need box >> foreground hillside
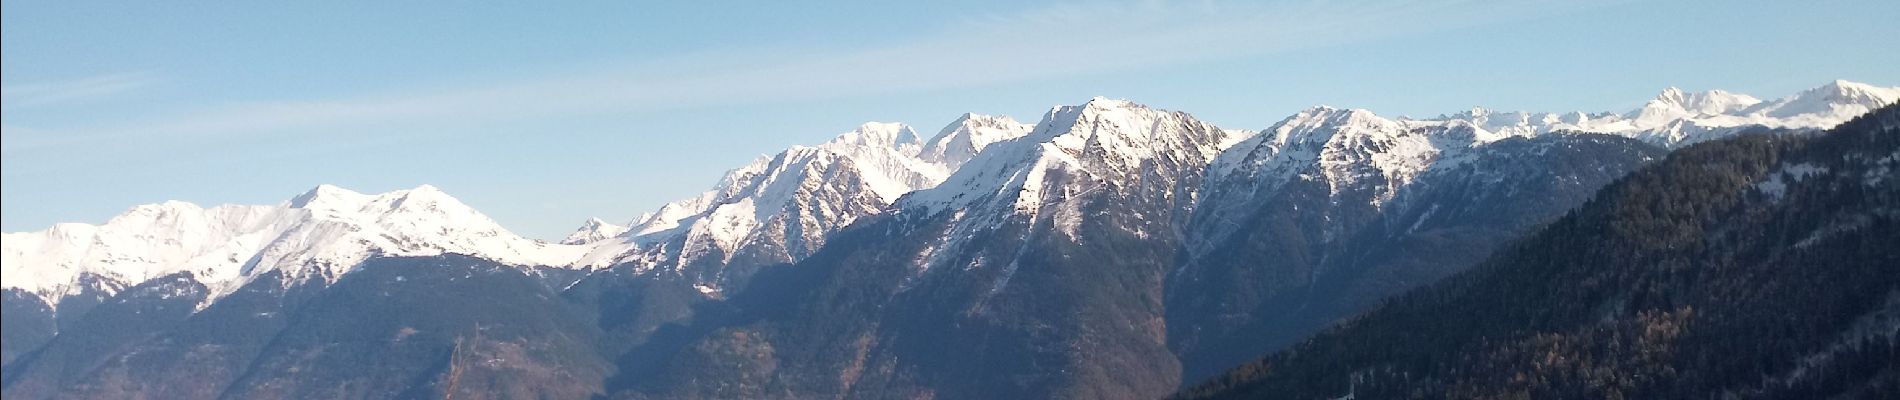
[1178,105,1900,399]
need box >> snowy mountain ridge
[1428,80,1899,146]
[1210,80,1899,205]
[5,80,1890,308]
[567,116,1032,293]
[1184,81,1894,268]
[903,97,1247,214]
[0,184,592,308]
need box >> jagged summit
[1202,105,1469,225]
[899,97,1246,247]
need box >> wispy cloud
[2,0,1613,156]
[0,72,156,108]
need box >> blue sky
[3,0,1897,240]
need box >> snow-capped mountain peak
[289,183,368,209]
[825,122,922,150]
[919,113,1033,166]
[1,184,591,308]
[1746,79,1900,122]
[1629,87,1763,126]
[1043,97,1228,166]
[1270,106,1396,142]
[1805,79,1898,105]
[903,97,1244,222]
[1205,105,1471,214]
[877,97,1252,279]
[562,218,629,245]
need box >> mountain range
[2,80,1895,399]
